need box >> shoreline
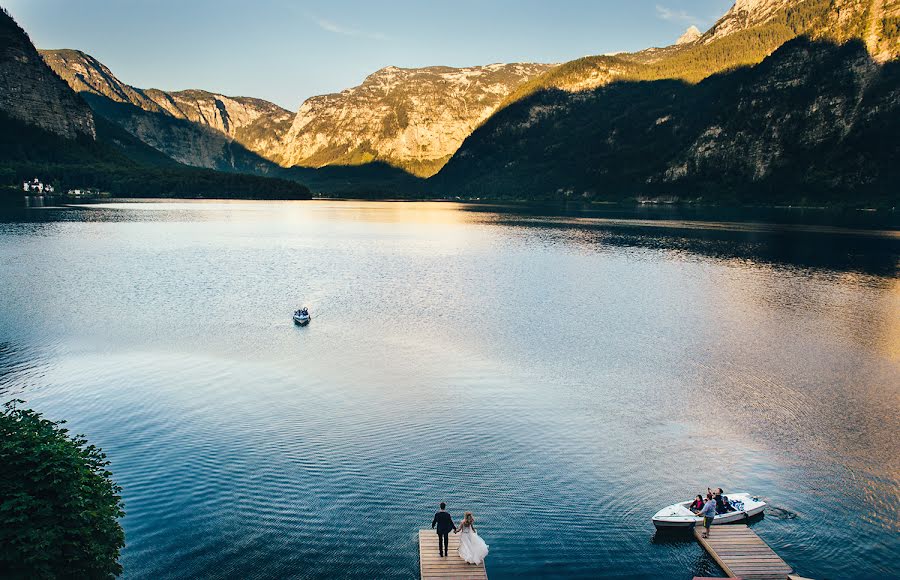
[10,196,899,232]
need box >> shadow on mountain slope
[0,110,311,201]
[83,93,281,176]
[432,38,900,207]
[282,162,428,197]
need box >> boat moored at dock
[652,493,765,528]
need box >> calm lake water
[1,200,897,579]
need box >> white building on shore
[22,178,54,194]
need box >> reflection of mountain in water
[464,205,900,277]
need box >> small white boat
[652,493,765,529]
[293,308,311,326]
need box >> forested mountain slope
[433,38,898,205]
[432,1,900,206]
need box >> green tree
[0,401,125,579]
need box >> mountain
[42,50,553,179]
[12,0,899,203]
[272,63,554,177]
[676,26,702,45]
[78,92,283,174]
[701,0,898,61]
[41,49,294,154]
[430,0,900,206]
[0,8,310,201]
[0,9,94,139]
[40,49,292,173]
[432,37,898,206]
[499,0,899,106]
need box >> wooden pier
[419,529,487,580]
[694,524,793,580]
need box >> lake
[0,200,897,579]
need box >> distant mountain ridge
[42,50,553,178]
[44,49,296,152]
[41,48,292,172]
[7,0,900,204]
[676,26,702,45]
[0,8,310,201]
[272,62,554,177]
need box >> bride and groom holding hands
[431,502,489,565]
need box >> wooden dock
[419,529,487,580]
[694,524,793,580]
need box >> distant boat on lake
[293,307,310,326]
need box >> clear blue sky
[6,0,734,110]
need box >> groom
[431,502,457,557]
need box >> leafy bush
[0,401,125,579]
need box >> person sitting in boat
[709,487,724,513]
[689,494,705,513]
[721,493,736,512]
[710,487,736,514]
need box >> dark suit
[431,510,456,555]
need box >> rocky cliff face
[139,89,293,154]
[703,0,795,41]
[80,93,277,173]
[41,49,294,159]
[0,10,94,139]
[40,48,164,113]
[273,63,554,177]
[41,49,550,178]
[676,26,702,45]
[658,38,896,190]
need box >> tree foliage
[0,401,125,579]
[884,17,900,41]
[0,111,312,200]
[499,0,874,108]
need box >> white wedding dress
[457,525,489,565]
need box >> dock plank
[694,524,793,580]
[419,529,487,580]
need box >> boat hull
[293,315,310,326]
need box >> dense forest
[499,0,880,107]
[0,112,311,201]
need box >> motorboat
[293,308,311,326]
[652,493,765,529]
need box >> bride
[455,512,489,565]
